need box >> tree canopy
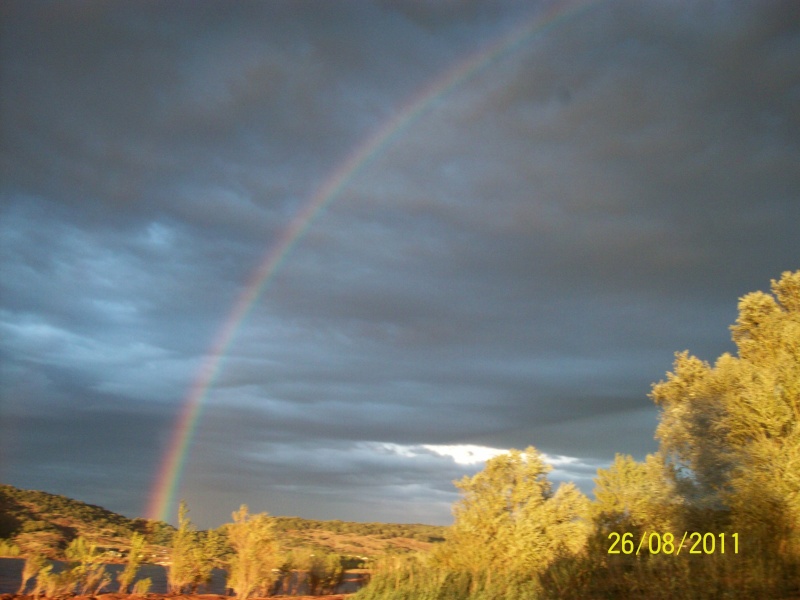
[357,270,800,600]
[651,270,800,552]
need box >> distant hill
[0,484,142,553]
[272,516,446,559]
[0,484,446,561]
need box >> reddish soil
[2,595,352,600]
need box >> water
[0,558,366,595]
[0,558,23,594]
[0,558,227,595]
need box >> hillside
[0,484,143,556]
[272,517,445,560]
[0,484,446,561]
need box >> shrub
[0,539,21,557]
[132,577,153,595]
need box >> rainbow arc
[146,0,598,524]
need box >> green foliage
[199,526,232,566]
[64,535,112,595]
[531,271,800,599]
[307,550,345,595]
[356,271,800,600]
[0,538,21,557]
[283,547,313,595]
[0,484,135,542]
[592,452,679,535]
[167,501,193,593]
[357,448,590,600]
[33,562,73,597]
[18,553,46,594]
[139,518,176,546]
[13,530,62,558]
[132,577,152,595]
[26,536,112,596]
[651,271,800,558]
[0,483,154,559]
[167,500,214,593]
[273,515,446,542]
[226,504,282,599]
[357,552,545,600]
[435,447,590,584]
[0,482,440,568]
[117,532,146,592]
[281,544,348,595]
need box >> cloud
[1,0,798,527]
[422,444,510,465]
[178,438,603,527]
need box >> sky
[1,0,799,529]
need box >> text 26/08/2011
[607,532,739,555]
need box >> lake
[0,558,366,595]
[0,558,226,595]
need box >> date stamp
[607,532,739,555]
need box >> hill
[272,516,445,560]
[0,484,143,556]
[0,484,446,562]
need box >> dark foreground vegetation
[2,270,799,599]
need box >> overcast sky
[1,0,798,529]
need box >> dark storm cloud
[0,397,173,517]
[1,1,469,228]
[1,0,798,527]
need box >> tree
[308,551,344,595]
[650,350,735,523]
[117,532,146,593]
[140,518,175,546]
[651,271,800,562]
[723,272,800,560]
[132,577,153,595]
[167,501,211,593]
[592,452,679,535]
[433,447,590,590]
[226,505,281,599]
[18,553,46,594]
[63,536,111,595]
[201,527,231,566]
[285,547,317,595]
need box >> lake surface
[0,558,365,595]
[0,558,226,595]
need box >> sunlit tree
[117,532,146,593]
[593,452,679,535]
[64,536,110,595]
[434,447,590,591]
[651,270,800,561]
[167,501,208,593]
[308,550,344,595]
[226,504,281,599]
[18,553,46,594]
[356,271,800,600]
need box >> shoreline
[1,594,353,600]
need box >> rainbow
[146,0,599,524]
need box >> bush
[132,577,152,595]
[0,539,20,557]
